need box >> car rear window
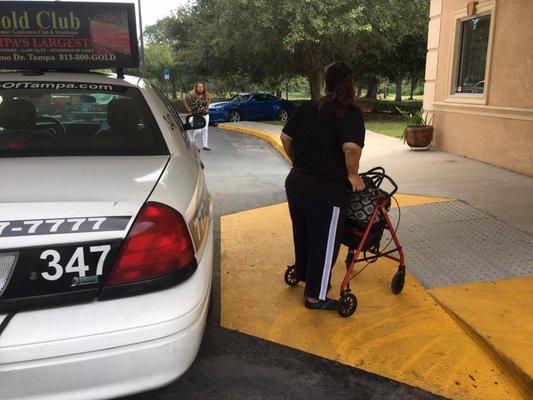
[0,81,168,157]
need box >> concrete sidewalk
[217,121,533,398]
[218,121,533,235]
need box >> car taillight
[106,202,195,285]
[0,140,25,149]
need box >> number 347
[40,245,111,281]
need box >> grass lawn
[365,120,406,139]
[261,119,406,139]
[286,92,311,100]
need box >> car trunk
[0,155,169,311]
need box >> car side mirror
[183,115,206,130]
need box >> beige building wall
[424,0,533,176]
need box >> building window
[455,14,491,94]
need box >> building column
[424,0,442,134]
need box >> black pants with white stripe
[286,188,346,300]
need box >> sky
[24,0,189,28]
[111,0,189,27]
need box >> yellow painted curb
[430,278,533,398]
[221,202,526,399]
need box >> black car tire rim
[279,109,289,121]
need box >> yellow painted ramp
[430,277,533,396]
[221,201,525,399]
[392,193,452,207]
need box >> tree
[171,0,371,99]
[144,43,175,95]
[144,17,175,45]
[403,34,427,99]
[341,0,429,100]
[366,0,429,101]
[143,0,430,101]
[271,0,370,99]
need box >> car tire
[229,110,241,122]
[278,108,289,121]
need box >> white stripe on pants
[319,206,340,300]
[192,114,209,148]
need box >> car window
[0,81,168,157]
[150,84,191,147]
[253,94,268,102]
[265,94,277,101]
[230,94,250,102]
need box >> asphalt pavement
[201,127,289,216]
[124,127,443,400]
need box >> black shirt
[282,101,365,207]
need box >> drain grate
[382,201,533,288]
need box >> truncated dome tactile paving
[385,200,533,288]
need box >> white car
[0,72,213,400]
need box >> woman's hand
[348,174,365,192]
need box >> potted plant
[397,108,435,149]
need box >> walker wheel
[391,266,405,295]
[337,292,358,318]
[284,266,299,286]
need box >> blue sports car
[209,93,295,124]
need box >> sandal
[304,297,338,310]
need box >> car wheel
[229,110,241,122]
[278,108,289,121]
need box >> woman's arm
[280,132,294,163]
[343,142,365,191]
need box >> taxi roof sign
[0,1,139,70]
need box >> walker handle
[360,167,398,197]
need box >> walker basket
[342,167,394,251]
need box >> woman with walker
[280,61,366,311]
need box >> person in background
[280,61,365,311]
[184,82,211,150]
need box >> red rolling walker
[283,167,405,318]
[337,167,405,317]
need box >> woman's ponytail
[318,61,359,118]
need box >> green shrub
[356,98,422,115]
[288,99,422,115]
[412,85,425,96]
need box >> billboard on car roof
[0,1,139,69]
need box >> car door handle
[200,161,205,170]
